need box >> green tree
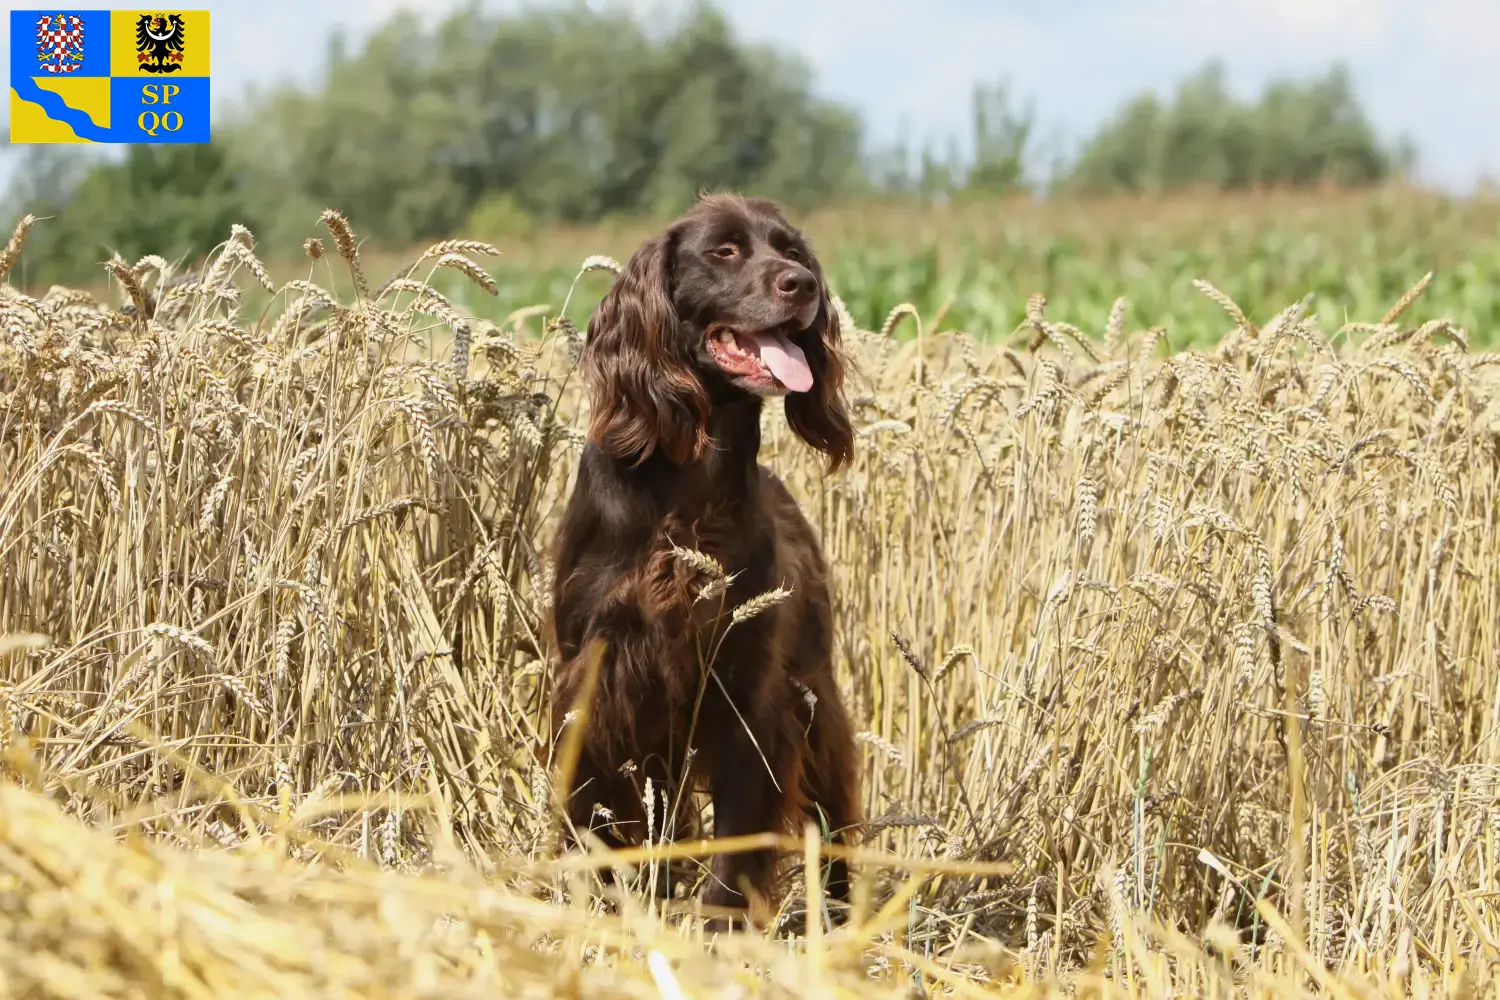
[4,142,250,287]
[1066,60,1408,193]
[1245,65,1400,186]
[4,2,865,284]
[863,80,1038,202]
[1,5,1419,290]
[966,81,1035,195]
[235,2,864,245]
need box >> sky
[3,0,1498,194]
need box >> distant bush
[1063,61,1413,194]
[463,192,535,243]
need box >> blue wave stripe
[12,74,109,141]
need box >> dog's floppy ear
[784,244,854,472]
[581,233,711,465]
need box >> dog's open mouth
[705,323,813,393]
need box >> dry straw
[1,212,1498,998]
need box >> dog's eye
[785,247,802,262]
[711,244,738,259]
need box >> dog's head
[580,193,852,469]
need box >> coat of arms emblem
[35,13,86,75]
[135,13,186,74]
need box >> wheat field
[2,210,1499,998]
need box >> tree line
[2,4,1413,286]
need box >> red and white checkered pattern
[35,14,86,75]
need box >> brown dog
[547,193,860,925]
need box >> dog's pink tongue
[749,330,813,392]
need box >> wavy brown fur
[549,194,858,925]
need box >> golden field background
[2,198,1500,997]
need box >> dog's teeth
[718,330,734,345]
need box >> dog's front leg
[700,699,796,928]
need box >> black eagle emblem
[135,14,186,74]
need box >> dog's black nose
[774,266,817,301]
